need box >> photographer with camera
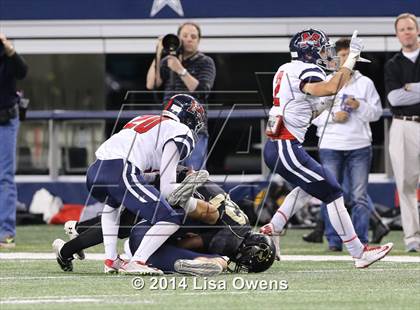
[146,22,216,170]
[0,33,28,248]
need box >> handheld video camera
[161,33,182,57]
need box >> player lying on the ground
[261,28,393,268]
[53,172,276,275]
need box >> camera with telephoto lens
[161,33,182,57]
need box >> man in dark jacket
[384,13,420,252]
[0,33,28,248]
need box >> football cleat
[354,242,393,268]
[174,259,224,276]
[167,170,209,207]
[104,256,126,274]
[118,260,164,275]
[302,230,324,243]
[52,239,73,272]
[64,220,85,260]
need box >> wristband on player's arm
[342,53,358,71]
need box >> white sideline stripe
[2,268,419,281]
[0,298,101,305]
[1,252,419,263]
[0,298,154,305]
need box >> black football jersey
[179,180,252,259]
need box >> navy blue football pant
[86,159,183,225]
[264,139,342,204]
[129,221,220,273]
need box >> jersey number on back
[124,115,166,134]
[273,71,284,106]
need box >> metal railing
[24,108,393,180]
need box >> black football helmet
[232,232,276,273]
[289,28,338,71]
[162,94,205,139]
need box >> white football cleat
[104,256,126,274]
[118,260,164,275]
[167,170,209,206]
[354,242,394,268]
[174,259,224,276]
[64,220,85,260]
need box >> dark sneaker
[370,223,390,244]
[328,246,343,252]
[302,230,323,243]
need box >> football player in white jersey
[261,29,393,268]
[86,94,208,275]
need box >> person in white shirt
[312,38,383,251]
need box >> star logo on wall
[150,0,184,17]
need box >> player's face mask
[317,43,340,72]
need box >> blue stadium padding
[17,181,399,209]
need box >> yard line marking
[1,253,419,263]
[0,276,109,280]
[284,268,420,273]
[0,298,155,305]
[1,267,419,281]
[2,294,151,300]
[1,298,102,305]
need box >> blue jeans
[0,116,19,240]
[319,146,373,248]
[182,133,208,170]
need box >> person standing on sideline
[0,33,28,248]
[385,13,420,252]
[146,22,216,170]
[312,38,383,251]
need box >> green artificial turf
[1,226,419,310]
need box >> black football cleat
[52,239,73,272]
[370,223,390,244]
[302,230,324,243]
